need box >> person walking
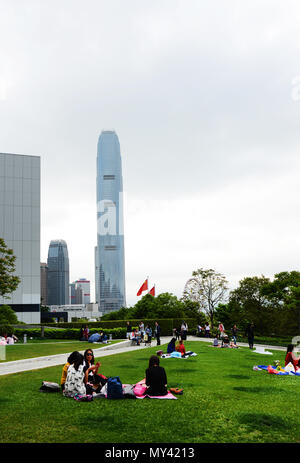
[245,323,254,349]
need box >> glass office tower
[47,239,69,305]
[96,130,126,313]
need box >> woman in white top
[63,353,94,397]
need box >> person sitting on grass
[63,353,87,397]
[83,348,107,393]
[285,344,300,370]
[212,334,219,347]
[176,339,186,357]
[221,335,230,348]
[167,337,176,354]
[61,351,81,391]
[145,355,168,396]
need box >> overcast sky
[0,0,299,306]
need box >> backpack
[106,376,123,399]
[39,381,61,392]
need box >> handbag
[144,333,148,342]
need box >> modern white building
[0,153,40,323]
[48,303,100,322]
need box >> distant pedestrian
[139,321,145,341]
[245,323,254,349]
[126,321,132,340]
[83,325,89,341]
[231,325,238,345]
[205,322,210,338]
[197,324,203,336]
[155,321,161,346]
[180,321,188,341]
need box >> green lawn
[0,340,121,362]
[0,341,299,443]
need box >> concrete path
[0,336,286,376]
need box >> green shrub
[0,324,15,336]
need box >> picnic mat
[134,380,177,399]
[253,365,300,376]
[161,351,197,359]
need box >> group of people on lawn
[61,348,169,398]
[127,320,189,347]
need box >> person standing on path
[245,323,255,349]
[180,321,188,341]
[126,321,132,340]
[231,325,238,345]
[155,321,161,346]
[205,322,210,338]
[139,321,145,342]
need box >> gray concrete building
[0,152,40,323]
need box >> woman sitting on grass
[145,355,168,396]
[61,351,81,391]
[63,353,87,397]
[83,348,107,393]
[167,337,176,354]
[285,345,300,370]
[176,340,186,357]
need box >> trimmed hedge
[14,327,127,340]
[36,318,198,336]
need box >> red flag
[149,286,155,296]
[137,279,148,296]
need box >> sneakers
[169,388,183,395]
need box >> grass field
[0,340,299,443]
[0,340,121,362]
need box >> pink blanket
[134,379,177,399]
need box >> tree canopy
[0,238,20,299]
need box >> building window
[104,245,117,250]
[103,175,115,180]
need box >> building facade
[95,130,126,313]
[69,279,90,305]
[40,262,48,306]
[0,153,40,323]
[47,239,69,305]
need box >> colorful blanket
[254,365,300,376]
[161,351,197,359]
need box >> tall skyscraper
[95,130,126,313]
[0,153,40,323]
[47,239,69,305]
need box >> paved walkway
[0,336,286,376]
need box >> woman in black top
[145,355,167,396]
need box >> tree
[0,304,18,325]
[183,268,229,328]
[261,271,300,334]
[228,276,274,335]
[0,238,20,298]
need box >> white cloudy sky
[0,0,299,306]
